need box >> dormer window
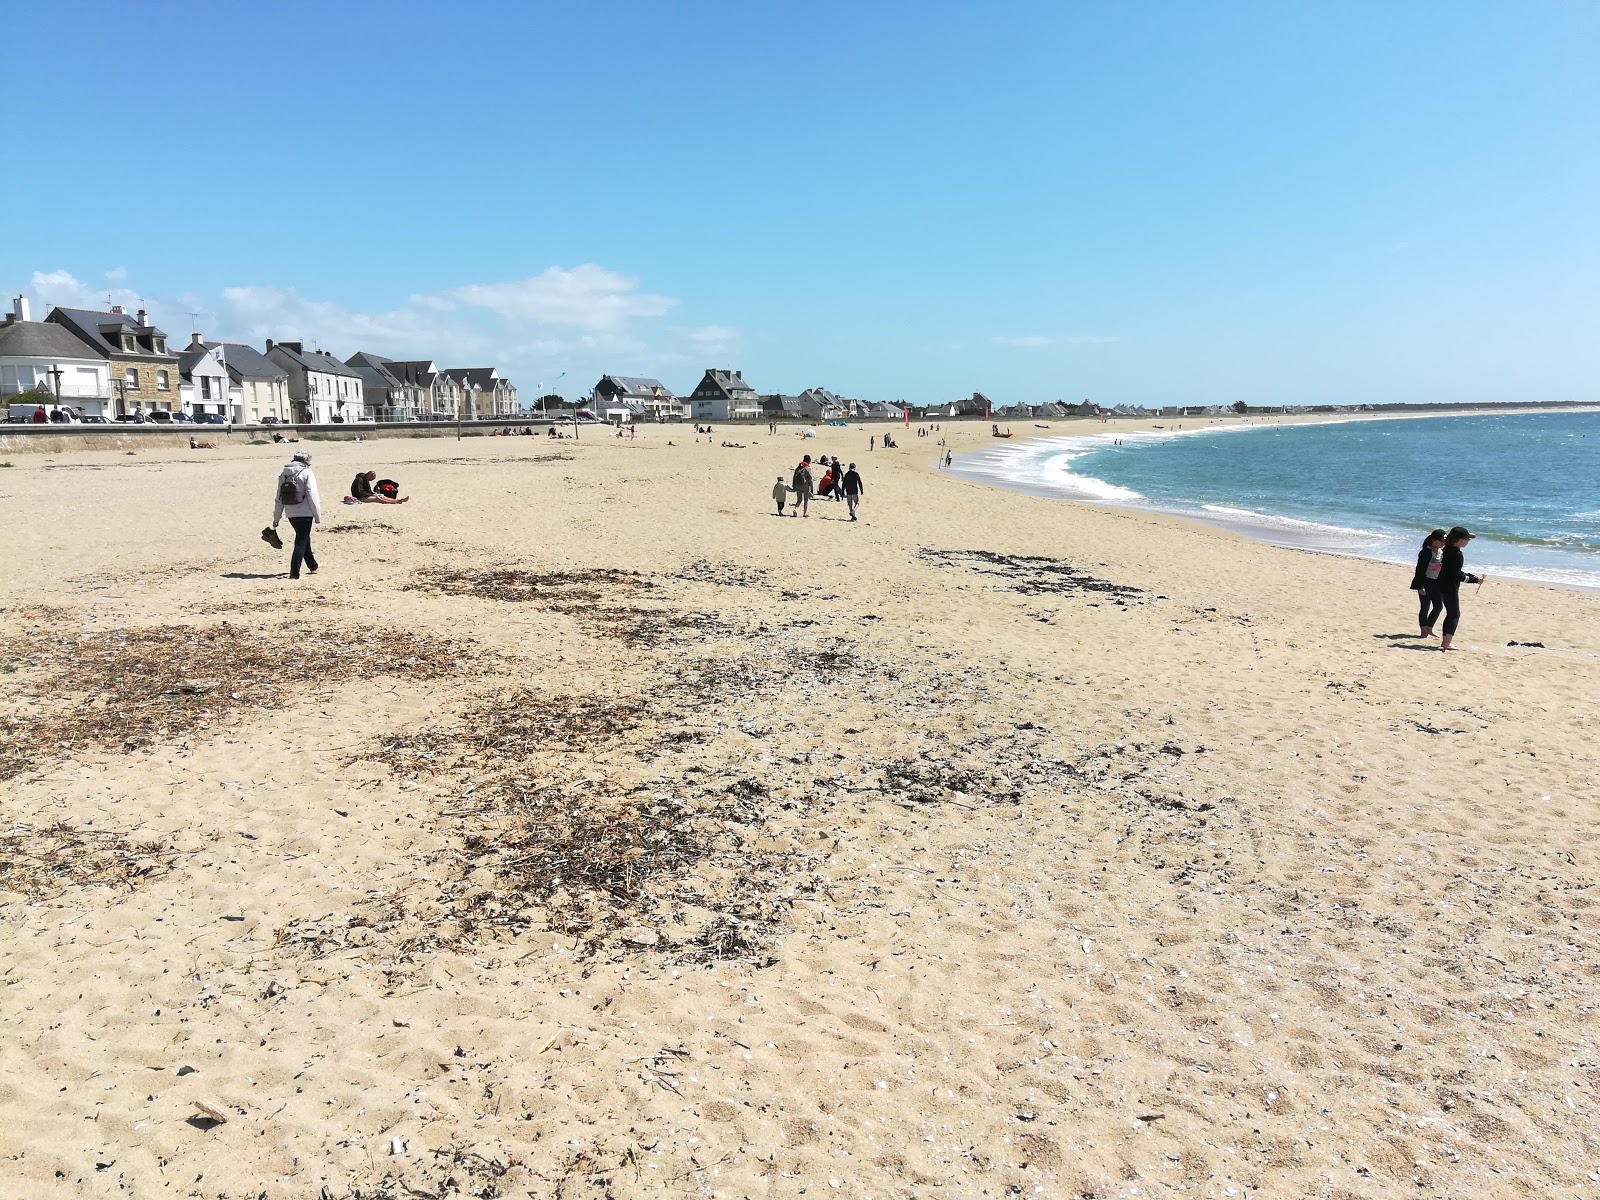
[122,335,135,352]
[154,338,165,354]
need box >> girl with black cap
[1409,529,1447,637]
[1437,526,1482,652]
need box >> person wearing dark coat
[1437,526,1482,652]
[1409,528,1447,637]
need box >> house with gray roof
[177,333,235,421]
[265,340,363,424]
[385,360,461,418]
[347,352,424,421]
[444,366,517,419]
[48,304,183,417]
[687,368,761,421]
[0,296,115,416]
[594,374,677,421]
[202,340,291,423]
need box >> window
[154,338,165,353]
[201,377,213,400]
[310,377,318,395]
[124,368,140,389]
[157,370,171,391]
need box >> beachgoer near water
[1409,528,1447,637]
[791,455,815,518]
[841,462,864,521]
[271,450,321,580]
[772,476,790,516]
[1437,526,1482,652]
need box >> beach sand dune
[2,421,1596,1198]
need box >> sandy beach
[2,416,1597,1199]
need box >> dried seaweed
[0,623,463,780]
[0,821,176,901]
[409,566,656,606]
[919,547,1147,600]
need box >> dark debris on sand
[0,821,177,902]
[919,547,1148,601]
[0,623,462,780]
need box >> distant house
[947,392,989,417]
[265,340,364,424]
[347,352,424,421]
[48,304,182,417]
[445,367,517,419]
[760,393,820,420]
[594,375,677,421]
[204,340,290,423]
[687,368,761,421]
[595,396,648,423]
[0,296,114,417]
[385,359,460,417]
[177,333,236,422]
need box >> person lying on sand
[345,470,409,505]
[189,437,217,449]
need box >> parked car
[147,411,174,423]
[422,412,453,421]
[116,412,148,423]
[260,416,284,425]
[171,412,192,423]
[192,413,226,425]
[81,414,111,424]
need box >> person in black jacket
[1437,525,1482,651]
[841,462,865,521]
[1409,528,1448,637]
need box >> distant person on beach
[189,437,217,449]
[869,435,875,452]
[944,450,953,468]
[1409,528,1447,637]
[841,462,864,521]
[272,450,321,580]
[1437,526,1483,651]
[791,455,815,518]
[772,476,790,516]
[347,470,408,505]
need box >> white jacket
[272,461,321,524]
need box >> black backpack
[278,470,306,505]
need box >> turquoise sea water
[950,410,1600,590]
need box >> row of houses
[0,297,516,423]
[591,370,905,423]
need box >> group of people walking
[777,454,864,520]
[1409,525,1483,651]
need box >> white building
[0,296,115,416]
[686,368,762,421]
[205,341,291,423]
[177,334,237,422]
[265,340,364,424]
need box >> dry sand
[1,417,1597,1199]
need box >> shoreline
[2,418,1599,1196]
[949,406,1600,593]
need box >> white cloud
[991,333,1121,348]
[685,323,738,345]
[415,264,677,331]
[27,269,141,315]
[1065,335,1120,345]
[104,266,128,283]
[992,335,1055,348]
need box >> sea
[949,409,1600,591]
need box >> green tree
[1231,400,1249,414]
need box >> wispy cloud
[1065,335,1120,345]
[685,323,738,346]
[991,334,1055,348]
[992,333,1121,348]
[413,264,677,331]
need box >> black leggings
[1439,586,1462,636]
[1417,584,1442,629]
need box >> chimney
[265,338,275,352]
[136,308,148,326]
[12,296,30,323]
[111,304,126,315]
[189,332,205,349]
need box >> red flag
[984,400,990,421]
[903,406,910,427]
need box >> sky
[3,0,1596,408]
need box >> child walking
[772,476,790,516]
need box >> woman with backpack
[271,451,322,579]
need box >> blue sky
[4,0,1595,407]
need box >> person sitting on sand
[271,432,299,443]
[189,437,217,449]
[346,470,409,505]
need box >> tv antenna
[186,311,201,333]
